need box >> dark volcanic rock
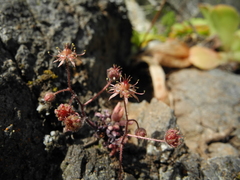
[61,145,117,180]
[1,0,240,180]
[0,0,131,179]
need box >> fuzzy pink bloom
[54,104,75,121]
[63,114,82,132]
[53,43,85,67]
[164,129,183,148]
[111,102,124,122]
[107,64,122,81]
[44,92,56,102]
[108,76,144,104]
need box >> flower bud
[54,104,74,121]
[135,128,147,137]
[107,65,121,81]
[164,128,183,148]
[111,102,124,122]
[44,92,56,102]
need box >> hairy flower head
[54,104,75,121]
[164,128,183,148]
[53,43,85,67]
[63,114,82,132]
[108,75,144,104]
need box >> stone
[168,68,240,159]
[0,0,131,179]
[1,0,240,179]
[202,156,240,179]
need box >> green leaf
[231,30,240,52]
[131,30,166,48]
[232,51,240,61]
[199,4,216,35]
[210,5,240,51]
[169,18,209,38]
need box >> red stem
[127,119,140,129]
[84,80,112,106]
[127,133,165,143]
[84,117,97,129]
[65,62,86,116]
[54,88,71,95]
[118,99,129,179]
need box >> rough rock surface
[59,95,240,180]
[62,99,189,180]
[167,68,240,179]
[168,68,240,159]
[128,95,240,180]
[1,0,240,180]
[61,145,117,180]
[0,0,131,179]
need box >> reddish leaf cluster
[95,103,127,157]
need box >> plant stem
[54,88,71,95]
[127,133,165,143]
[118,99,129,179]
[66,62,72,90]
[141,0,166,46]
[128,119,140,129]
[65,62,85,116]
[118,143,124,180]
[84,117,97,129]
[84,80,112,106]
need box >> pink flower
[54,104,75,121]
[108,75,144,104]
[164,129,183,148]
[53,43,85,67]
[63,114,82,132]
